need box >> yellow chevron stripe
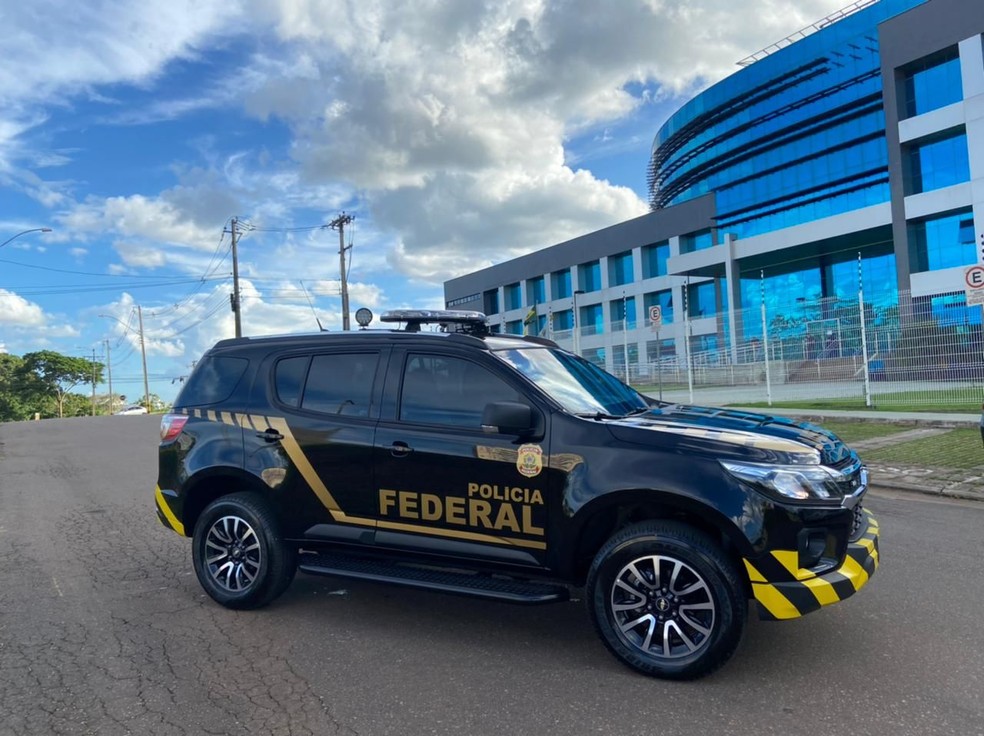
[750,583,801,619]
[840,555,869,591]
[802,576,841,606]
[743,559,768,583]
[771,550,817,581]
[155,486,185,536]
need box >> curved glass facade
[648,0,926,239]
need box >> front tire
[192,492,297,610]
[586,520,746,680]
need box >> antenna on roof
[299,280,327,332]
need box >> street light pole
[0,227,52,249]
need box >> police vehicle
[156,309,878,680]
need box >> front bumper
[743,509,879,620]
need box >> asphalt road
[0,415,981,736]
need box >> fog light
[798,529,828,570]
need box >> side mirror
[481,401,535,436]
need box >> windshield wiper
[575,412,622,420]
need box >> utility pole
[227,217,243,338]
[328,212,354,330]
[138,305,151,411]
[105,340,114,415]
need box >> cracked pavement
[1,415,982,736]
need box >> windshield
[495,347,649,416]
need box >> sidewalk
[731,406,984,503]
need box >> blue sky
[0,0,846,404]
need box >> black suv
[156,310,878,679]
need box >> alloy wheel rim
[204,515,262,592]
[609,554,716,660]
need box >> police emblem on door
[516,444,543,478]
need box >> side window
[178,355,249,406]
[400,354,522,427]
[300,353,378,417]
[275,356,309,408]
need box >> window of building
[579,303,604,335]
[399,354,521,428]
[578,260,602,292]
[551,269,572,299]
[680,229,714,255]
[581,347,606,369]
[610,297,637,330]
[302,353,379,417]
[447,293,479,308]
[553,309,573,331]
[483,289,499,316]
[526,276,546,305]
[901,47,962,119]
[504,320,523,335]
[908,208,976,273]
[608,251,634,287]
[646,339,676,364]
[642,241,670,278]
[829,252,897,309]
[643,290,673,324]
[504,283,522,311]
[687,282,716,318]
[905,129,970,194]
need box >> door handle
[257,429,285,442]
[390,441,413,458]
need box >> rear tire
[586,520,746,680]
[192,492,297,610]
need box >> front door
[373,351,552,567]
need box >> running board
[298,551,570,605]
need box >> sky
[0,0,850,404]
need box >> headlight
[721,460,848,503]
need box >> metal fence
[561,288,984,409]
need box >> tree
[0,354,34,422]
[18,351,105,419]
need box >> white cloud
[236,0,849,281]
[0,289,46,326]
[0,0,243,107]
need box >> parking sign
[965,265,984,306]
[649,305,662,328]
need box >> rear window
[300,353,378,417]
[178,355,249,406]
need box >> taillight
[160,414,189,443]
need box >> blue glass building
[445,0,984,376]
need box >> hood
[606,404,854,467]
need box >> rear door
[245,347,386,542]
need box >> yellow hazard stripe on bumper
[155,485,185,536]
[745,509,879,621]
